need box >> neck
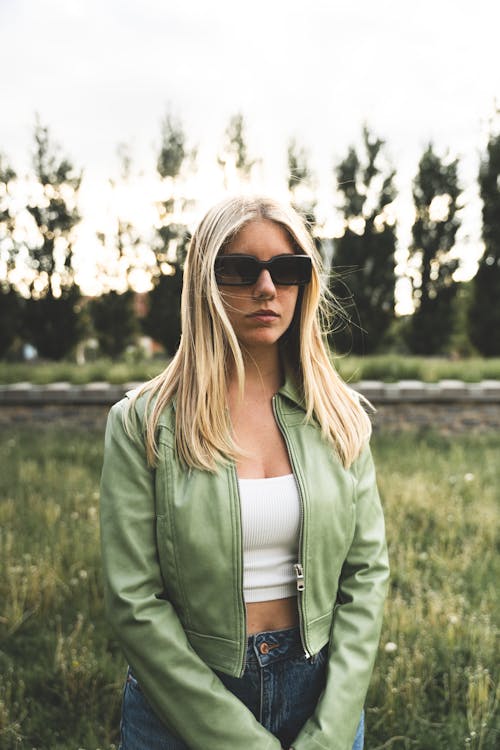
[228,345,283,398]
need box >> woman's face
[218,219,300,354]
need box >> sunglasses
[214,254,312,286]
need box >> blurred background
[0,4,499,749]
[1,0,500,367]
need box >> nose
[252,269,276,298]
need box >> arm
[100,399,281,750]
[292,444,390,750]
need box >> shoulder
[107,385,175,440]
[127,384,174,422]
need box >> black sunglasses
[214,254,312,286]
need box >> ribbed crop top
[238,474,301,603]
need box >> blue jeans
[119,626,364,749]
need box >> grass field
[0,427,498,749]
[2,354,500,385]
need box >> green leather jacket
[100,376,389,750]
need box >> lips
[249,309,279,318]
[248,309,279,319]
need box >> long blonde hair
[126,195,371,470]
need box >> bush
[89,291,139,359]
[0,287,23,358]
[22,287,85,361]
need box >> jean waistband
[246,626,303,667]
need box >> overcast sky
[1,0,500,295]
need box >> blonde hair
[126,195,371,470]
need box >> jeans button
[259,642,269,654]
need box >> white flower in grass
[464,473,474,482]
[448,614,459,625]
[384,641,397,654]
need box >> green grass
[337,354,500,383]
[1,355,500,385]
[0,358,165,386]
[0,428,498,749]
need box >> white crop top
[238,474,301,603]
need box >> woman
[100,195,389,750]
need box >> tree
[407,144,461,355]
[218,113,257,188]
[0,154,23,357]
[287,139,321,252]
[142,248,187,356]
[157,113,186,179]
[143,216,189,356]
[91,221,142,359]
[22,120,83,359]
[142,112,192,355]
[468,126,500,356]
[89,289,138,359]
[88,147,147,359]
[329,126,397,354]
[287,138,312,193]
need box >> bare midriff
[246,596,299,635]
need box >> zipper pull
[294,563,305,592]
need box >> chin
[241,334,282,349]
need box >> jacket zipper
[272,395,311,659]
[230,463,249,677]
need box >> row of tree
[1,113,500,360]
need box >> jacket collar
[277,356,306,412]
[127,352,306,420]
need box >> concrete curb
[352,379,500,403]
[1,380,500,405]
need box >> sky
[1,0,500,302]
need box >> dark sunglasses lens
[271,256,311,285]
[215,256,257,285]
[215,255,312,285]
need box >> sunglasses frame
[214,253,312,286]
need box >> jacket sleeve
[292,444,390,750]
[99,399,282,750]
